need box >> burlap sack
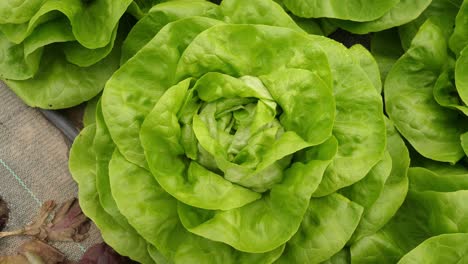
[0,82,101,261]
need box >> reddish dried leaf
[79,243,136,264]
[46,199,90,242]
[0,198,90,242]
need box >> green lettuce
[0,0,143,109]
[398,233,468,263]
[69,124,155,264]
[277,0,400,21]
[59,0,468,263]
[67,0,408,263]
[398,0,463,50]
[275,0,431,35]
[385,19,468,163]
[330,0,431,34]
[351,164,468,263]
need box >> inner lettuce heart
[140,70,335,253]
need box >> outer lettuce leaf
[220,0,303,31]
[331,0,431,34]
[398,233,468,263]
[121,0,302,64]
[320,249,350,264]
[93,101,129,227]
[109,149,285,264]
[348,44,382,93]
[4,45,120,109]
[121,0,221,64]
[127,0,165,19]
[455,46,468,106]
[311,36,385,196]
[319,19,339,36]
[61,23,119,67]
[449,0,468,55]
[0,18,73,80]
[0,15,121,78]
[68,125,154,264]
[4,41,119,109]
[385,20,467,163]
[0,0,135,109]
[398,0,462,50]
[433,68,468,115]
[279,0,400,21]
[343,119,409,243]
[83,95,100,127]
[0,0,44,24]
[1,16,130,109]
[0,0,132,49]
[275,194,363,263]
[351,165,468,263]
[461,131,468,156]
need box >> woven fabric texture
[0,82,101,261]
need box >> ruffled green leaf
[109,149,285,264]
[0,0,44,24]
[455,46,468,106]
[69,125,154,264]
[121,0,221,63]
[331,0,431,34]
[398,233,468,263]
[280,0,399,21]
[344,119,409,243]
[449,0,468,55]
[398,0,462,50]
[0,18,73,80]
[348,44,382,93]
[276,194,363,263]
[351,165,468,263]
[311,36,386,196]
[0,0,132,48]
[385,20,467,163]
[177,137,337,253]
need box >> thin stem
[0,228,25,239]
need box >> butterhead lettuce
[67,0,413,263]
[0,0,138,109]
